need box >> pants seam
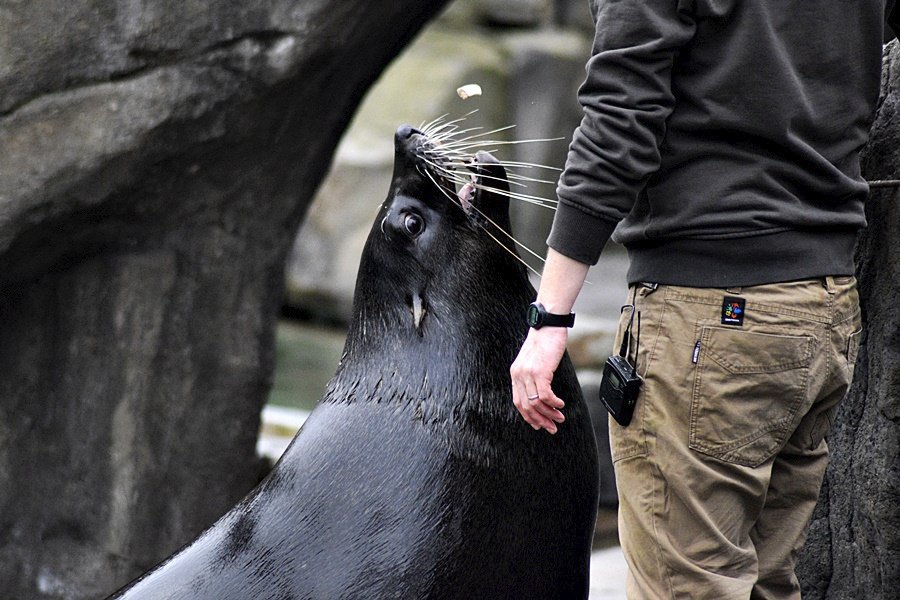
[641,292,668,380]
[643,291,677,598]
[649,446,678,600]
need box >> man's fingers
[512,379,541,430]
[520,389,560,433]
[528,384,565,423]
[509,336,568,434]
[527,408,557,433]
[532,399,565,424]
[513,379,560,432]
[536,380,565,410]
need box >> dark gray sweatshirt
[549,0,899,286]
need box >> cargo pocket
[690,326,814,468]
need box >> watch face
[527,303,542,327]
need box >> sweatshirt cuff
[546,201,619,265]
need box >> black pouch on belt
[599,305,643,427]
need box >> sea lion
[108,123,599,599]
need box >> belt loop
[637,282,658,298]
[725,286,742,295]
[824,276,836,294]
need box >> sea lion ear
[470,151,512,232]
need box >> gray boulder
[797,40,900,599]
[477,0,553,27]
[0,1,449,598]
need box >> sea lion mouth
[456,151,500,217]
[458,174,476,213]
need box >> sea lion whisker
[477,187,558,209]
[423,168,468,208]
[422,110,480,137]
[422,143,471,163]
[419,141,561,206]
[426,125,462,140]
[454,147,502,156]
[466,203,548,266]
[437,140,507,151]
[426,151,563,176]
[441,169,531,191]
[422,164,545,278]
[422,148,469,161]
[448,176,558,209]
[419,112,450,134]
[502,172,558,186]
[470,215,543,278]
[436,124,517,145]
[420,110,478,135]
[483,160,563,172]
[423,159,468,181]
[439,137,565,151]
[456,173,531,190]
[417,163,450,191]
[420,159,472,182]
[429,160,558,200]
[428,125,485,142]
[464,173,559,198]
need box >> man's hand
[510,248,590,433]
[510,326,569,434]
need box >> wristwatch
[526,302,575,329]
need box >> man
[510,1,899,598]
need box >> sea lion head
[348,124,530,344]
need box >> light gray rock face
[441,0,591,29]
[0,1,448,598]
[553,0,594,29]
[477,0,553,27]
[797,40,900,599]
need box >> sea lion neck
[320,121,535,417]
[341,245,533,357]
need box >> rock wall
[798,40,900,599]
[0,1,449,598]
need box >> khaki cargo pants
[610,277,861,600]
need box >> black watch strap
[527,302,575,329]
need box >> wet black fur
[109,127,599,600]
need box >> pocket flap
[702,327,814,374]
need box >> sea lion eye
[403,212,425,237]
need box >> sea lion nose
[395,125,422,141]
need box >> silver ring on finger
[527,394,539,401]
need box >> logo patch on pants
[721,297,745,326]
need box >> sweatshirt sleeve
[548,0,699,264]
